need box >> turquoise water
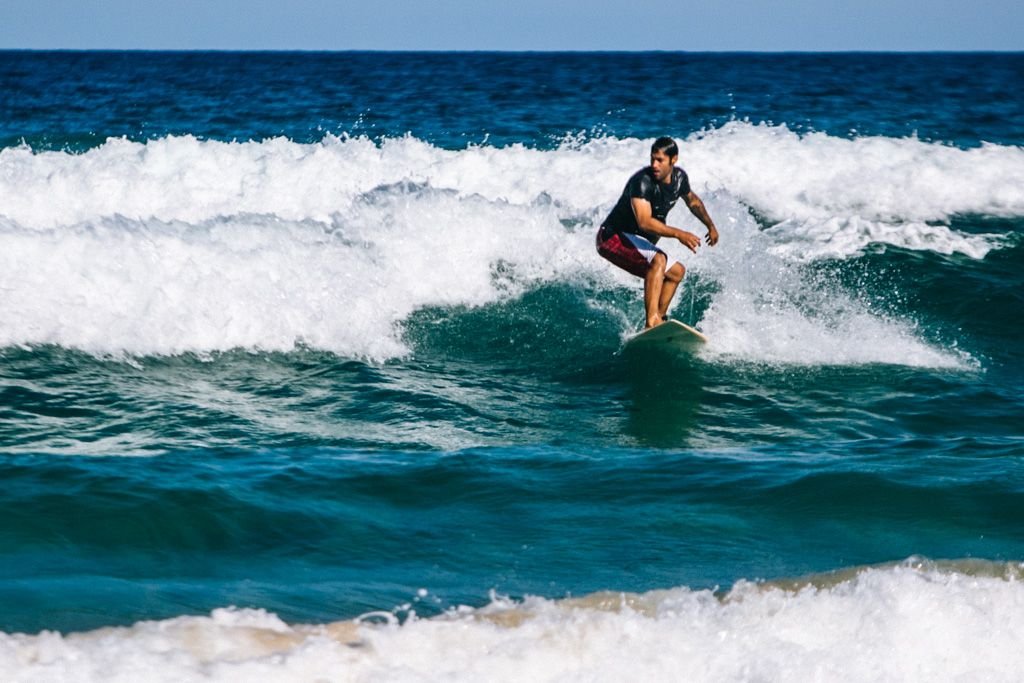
[1,51,1023,680]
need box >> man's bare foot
[644,315,663,329]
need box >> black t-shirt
[602,167,691,244]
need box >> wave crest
[0,126,1012,362]
[4,560,1023,682]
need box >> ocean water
[1,51,1023,681]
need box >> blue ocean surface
[1,51,1024,681]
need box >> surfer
[596,137,719,329]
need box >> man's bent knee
[665,263,685,283]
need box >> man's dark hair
[651,136,678,158]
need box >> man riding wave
[596,137,719,328]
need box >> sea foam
[3,561,1023,683]
[2,125,1021,233]
[0,126,1016,362]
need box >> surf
[3,560,1023,683]
[0,126,1016,364]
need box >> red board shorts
[596,226,666,278]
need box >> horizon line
[2,48,1023,55]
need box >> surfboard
[624,319,708,352]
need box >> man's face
[650,150,677,183]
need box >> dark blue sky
[2,0,1022,51]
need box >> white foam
[3,126,1020,238]
[0,199,592,360]
[683,121,1024,223]
[678,122,1022,262]
[0,128,1014,361]
[764,215,999,262]
[658,191,967,367]
[3,562,1024,682]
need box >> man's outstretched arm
[684,191,719,246]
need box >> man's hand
[676,230,701,253]
[706,225,719,246]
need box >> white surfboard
[624,319,708,352]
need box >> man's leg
[657,263,686,321]
[644,253,668,328]
[597,229,674,328]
